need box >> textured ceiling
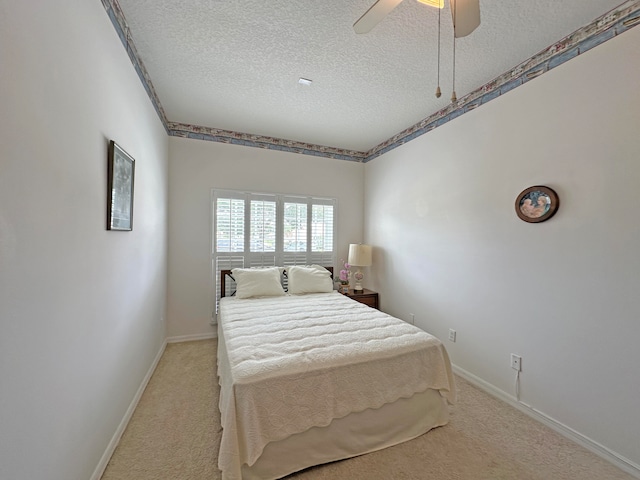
[116,0,627,152]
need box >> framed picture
[515,186,559,223]
[107,140,135,231]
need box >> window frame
[211,189,337,317]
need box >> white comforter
[217,292,456,480]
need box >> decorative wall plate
[515,186,559,223]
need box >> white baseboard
[90,339,168,480]
[452,364,640,479]
[166,332,217,343]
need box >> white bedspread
[217,292,456,480]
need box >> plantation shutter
[310,199,334,267]
[215,197,244,253]
[248,195,277,268]
[213,191,247,306]
[282,197,308,267]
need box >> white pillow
[231,267,285,299]
[287,265,333,294]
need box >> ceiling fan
[353,0,480,38]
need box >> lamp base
[353,270,364,292]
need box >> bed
[216,265,456,480]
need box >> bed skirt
[241,388,450,480]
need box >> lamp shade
[348,244,372,267]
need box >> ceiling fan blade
[450,0,480,37]
[353,0,404,34]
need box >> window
[212,190,336,314]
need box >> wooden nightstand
[344,288,379,310]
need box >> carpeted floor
[101,339,634,480]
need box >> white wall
[0,1,168,479]
[365,26,640,471]
[168,137,364,338]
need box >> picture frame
[107,140,135,231]
[515,186,559,223]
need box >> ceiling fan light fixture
[417,0,444,9]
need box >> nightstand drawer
[344,289,379,310]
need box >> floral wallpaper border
[101,0,640,163]
[167,122,367,162]
[101,0,170,133]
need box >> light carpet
[101,339,633,480]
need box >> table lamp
[348,244,372,292]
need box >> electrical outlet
[448,329,456,342]
[511,354,522,371]
[409,313,415,325]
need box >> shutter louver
[312,204,333,253]
[214,255,244,314]
[250,200,276,252]
[283,202,307,252]
[216,198,244,252]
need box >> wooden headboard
[220,266,334,298]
